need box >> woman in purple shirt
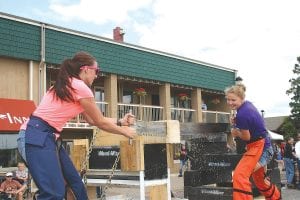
[225,83,280,200]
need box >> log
[184,169,232,187]
[184,186,233,200]
[190,153,242,171]
[94,120,180,146]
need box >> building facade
[0,12,236,169]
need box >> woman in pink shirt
[17,51,135,200]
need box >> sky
[0,0,299,117]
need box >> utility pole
[261,110,265,118]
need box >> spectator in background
[280,142,286,170]
[295,133,300,189]
[283,137,296,188]
[178,144,188,177]
[0,172,26,200]
[273,142,282,160]
[280,142,285,158]
[201,100,207,111]
[15,162,28,185]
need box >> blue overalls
[23,116,88,200]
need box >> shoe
[287,183,294,189]
[178,174,182,177]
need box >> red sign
[0,98,36,131]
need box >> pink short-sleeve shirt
[20,78,94,132]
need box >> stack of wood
[182,123,281,200]
[181,123,241,200]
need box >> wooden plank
[94,129,127,146]
[149,184,168,200]
[120,137,144,171]
[73,139,89,146]
[94,120,181,146]
[166,120,180,143]
[166,144,174,169]
[180,123,230,135]
[135,121,166,136]
[94,130,170,145]
[86,186,97,199]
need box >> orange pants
[233,139,281,200]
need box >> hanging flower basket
[177,93,189,102]
[133,88,147,97]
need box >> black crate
[184,186,233,200]
[89,144,168,180]
[189,134,228,156]
[184,169,232,187]
[89,146,121,169]
[144,144,168,180]
[190,153,242,171]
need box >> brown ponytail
[50,51,96,102]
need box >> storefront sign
[0,98,36,131]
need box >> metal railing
[64,102,230,127]
[117,103,164,121]
[170,107,196,123]
[64,101,109,128]
[202,110,230,123]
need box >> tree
[286,56,300,130]
[279,117,297,139]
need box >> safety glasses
[80,65,100,75]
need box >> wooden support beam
[166,144,174,169]
[120,137,144,171]
[166,120,180,143]
[71,139,88,171]
[94,120,180,146]
[149,184,168,200]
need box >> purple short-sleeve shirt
[236,101,271,148]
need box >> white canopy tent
[268,130,284,141]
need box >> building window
[122,90,132,104]
[94,86,105,102]
[0,133,20,168]
[0,149,19,168]
[94,87,106,115]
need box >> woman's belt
[247,135,266,144]
[30,115,60,134]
